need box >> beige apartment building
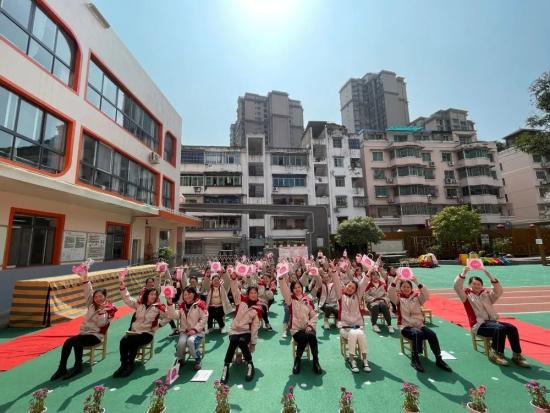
[361,111,509,231]
[498,129,550,222]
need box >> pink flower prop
[175,267,184,281]
[277,263,290,278]
[72,262,88,276]
[361,254,375,268]
[398,267,414,280]
[162,286,176,299]
[308,266,319,276]
[468,258,484,270]
[118,267,129,281]
[255,260,263,269]
[236,262,248,277]
[211,261,222,272]
[156,262,168,273]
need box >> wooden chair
[83,334,108,369]
[136,339,154,363]
[471,331,492,357]
[339,335,360,358]
[400,334,428,358]
[186,336,206,361]
[292,339,311,361]
[421,307,433,324]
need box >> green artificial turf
[1,291,549,412]
[509,313,550,329]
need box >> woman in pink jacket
[114,279,167,378]
[279,274,322,375]
[454,266,530,367]
[389,275,452,373]
[220,273,262,384]
[166,286,208,371]
[50,272,116,380]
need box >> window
[424,169,435,179]
[79,134,157,205]
[462,185,500,197]
[162,179,173,208]
[87,59,159,150]
[536,170,546,180]
[181,150,204,164]
[249,183,264,197]
[395,166,425,177]
[0,0,76,86]
[185,240,202,255]
[348,138,361,149]
[105,223,129,260]
[332,137,342,148]
[180,174,203,187]
[8,212,60,267]
[459,148,490,160]
[271,154,307,166]
[393,147,421,158]
[272,175,306,187]
[273,217,306,230]
[471,204,502,215]
[533,154,542,163]
[204,174,241,187]
[197,216,241,231]
[248,163,263,176]
[372,151,383,161]
[446,188,458,198]
[163,133,175,164]
[335,176,345,187]
[421,152,431,162]
[393,135,408,142]
[373,169,386,179]
[397,185,436,196]
[441,152,452,162]
[401,204,438,216]
[444,170,455,180]
[459,135,473,144]
[0,85,67,173]
[205,152,241,165]
[375,186,388,198]
[353,196,367,207]
[335,196,348,207]
[333,157,344,167]
[350,158,361,168]
[539,187,549,198]
[204,195,241,204]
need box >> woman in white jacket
[220,273,262,384]
[114,279,167,378]
[454,266,530,367]
[166,286,208,371]
[50,272,116,380]
[388,275,452,373]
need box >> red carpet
[0,306,132,371]
[427,294,550,365]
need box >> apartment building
[0,0,199,277]
[340,70,410,133]
[230,91,304,148]
[498,129,550,222]
[180,135,313,256]
[361,117,508,231]
[302,121,367,232]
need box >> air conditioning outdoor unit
[272,187,278,192]
[149,152,161,164]
[386,178,393,184]
[388,198,395,204]
[429,161,435,167]
[445,178,454,184]
[448,161,454,166]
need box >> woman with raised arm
[166,286,208,371]
[333,264,372,373]
[220,272,262,384]
[50,271,116,380]
[365,270,395,334]
[388,275,452,373]
[202,269,233,334]
[114,279,167,378]
[454,266,530,367]
[279,270,322,375]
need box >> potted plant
[339,387,354,413]
[83,385,106,413]
[214,380,230,413]
[402,383,420,413]
[148,380,168,413]
[526,380,550,412]
[29,388,49,413]
[281,386,298,413]
[157,247,175,265]
[466,385,487,413]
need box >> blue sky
[94,0,550,145]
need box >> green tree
[335,216,384,253]
[515,71,550,158]
[431,206,481,252]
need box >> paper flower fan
[72,262,88,276]
[255,260,263,269]
[236,262,248,277]
[361,255,375,268]
[277,263,290,277]
[156,262,168,273]
[119,267,129,281]
[308,266,319,276]
[467,258,484,270]
[398,267,414,280]
[162,285,177,299]
[210,261,222,273]
[175,267,184,281]
[266,252,273,259]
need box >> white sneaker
[349,359,359,373]
[323,319,330,330]
[282,329,288,339]
[372,324,381,333]
[363,360,372,372]
[388,326,395,334]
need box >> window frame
[104,221,130,261]
[162,177,175,209]
[163,132,177,166]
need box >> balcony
[466,194,500,204]
[390,157,425,167]
[394,176,426,185]
[463,176,498,186]
[456,157,494,167]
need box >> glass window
[42,114,65,152]
[348,138,361,149]
[0,129,13,157]
[334,157,344,167]
[335,176,345,187]
[375,186,388,198]
[373,169,386,179]
[162,179,173,208]
[16,100,43,141]
[163,133,175,163]
[0,1,75,86]
[105,223,128,260]
[14,137,40,166]
[95,142,112,172]
[536,170,546,180]
[0,86,18,129]
[8,212,57,267]
[372,151,383,161]
[335,196,347,207]
[421,152,431,162]
[350,158,361,168]
[333,137,342,148]
[441,152,452,162]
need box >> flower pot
[466,403,487,413]
[531,401,550,413]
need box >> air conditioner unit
[429,161,435,167]
[317,177,323,182]
[448,161,454,166]
[272,187,278,192]
[386,177,393,184]
[149,152,161,164]
[445,178,454,184]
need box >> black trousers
[401,326,441,357]
[261,303,270,324]
[368,301,392,325]
[477,320,522,354]
[293,330,319,360]
[208,306,225,329]
[59,334,100,368]
[119,333,153,366]
[224,333,252,364]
